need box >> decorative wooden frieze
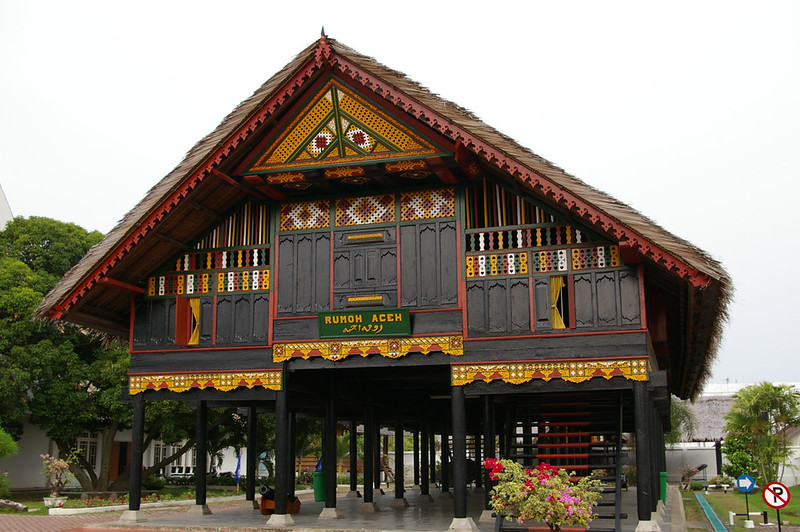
[450,358,649,386]
[465,252,529,278]
[273,335,463,362]
[280,200,331,231]
[399,188,455,221]
[335,194,395,226]
[129,370,282,395]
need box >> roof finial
[321,27,327,38]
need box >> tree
[721,433,759,480]
[0,216,200,493]
[665,395,697,445]
[723,382,800,483]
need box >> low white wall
[665,444,720,483]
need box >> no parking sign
[763,482,791,509]
[763,482,791,532]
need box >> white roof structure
[0,184,12,228]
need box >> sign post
[762,481,791,532]
[737,474,756,528]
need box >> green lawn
[701,487,800,526]
[682,493,709,531]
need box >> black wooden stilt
[634,381,652,522]
[324,388,337,509]
[420,419,430,496]
[274,386,289,516]
[246,406,257,505]
[288,411,296,499]
[374,429,382,490]
[441,421,450,494]
[452,386,467,518]
[129,393,145,512]
[412,429,420,487]
[393,417,406,505]
[349,419,358,494]
[429,430,436,488]
[483,394,495,510]
[363,398,374,503]
[195,401,208,508]
[474,430,482,489]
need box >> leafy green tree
[721,433,759,480]
[665,395,697,445]
[723,382,800,483]
[0,216,199,493]
[0,216,102,281]
[0,426,18,497]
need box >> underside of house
[36,34,730,530]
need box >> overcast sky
[1,1,798,388]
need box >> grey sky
[2,1,798,386]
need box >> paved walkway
[0,485,692,532]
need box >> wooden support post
[474,430,482,489]
[452,387,467,516]
[130,394,144,510]
[320,385,342,519]
[413,429,420,487]
[324,393,336,508]
[450,386,477,530]
[420,419,430,497]
[363,403,374,502]
[123,393,145,519]
[348,419,359,496]
[288,411,296,499]
[441,419,450,495]
[391,417,408,507]
[269,386,291,522]
[483,394,495,512]
[429,430,436,489]
[359,397,378,513]
[191,401,211,515]
[634,382,653,523]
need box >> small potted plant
[40,453,73,507]
[485,458,602,532]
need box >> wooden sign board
[318,308,411,338]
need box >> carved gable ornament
[246,79,441,173]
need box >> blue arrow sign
[737,474,756,493]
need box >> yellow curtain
[189,298,200,345]
[550,276,566,330]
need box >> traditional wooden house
[36,34,730,531]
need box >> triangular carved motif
[247,79,440,173]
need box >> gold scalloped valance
[273,335,463,363]
[451,358,649,386]
[129,370,282,395]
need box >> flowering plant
[40,453,74,497]
[485,458,602,531]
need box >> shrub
[709,475,734,486]
[689,481,705,491]
[142,475,166,490]
[0,428,18,498]
[485,458,602,529]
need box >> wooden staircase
[503,392,627,532]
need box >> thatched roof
[685,396,736,442]
[34,35,731,399]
